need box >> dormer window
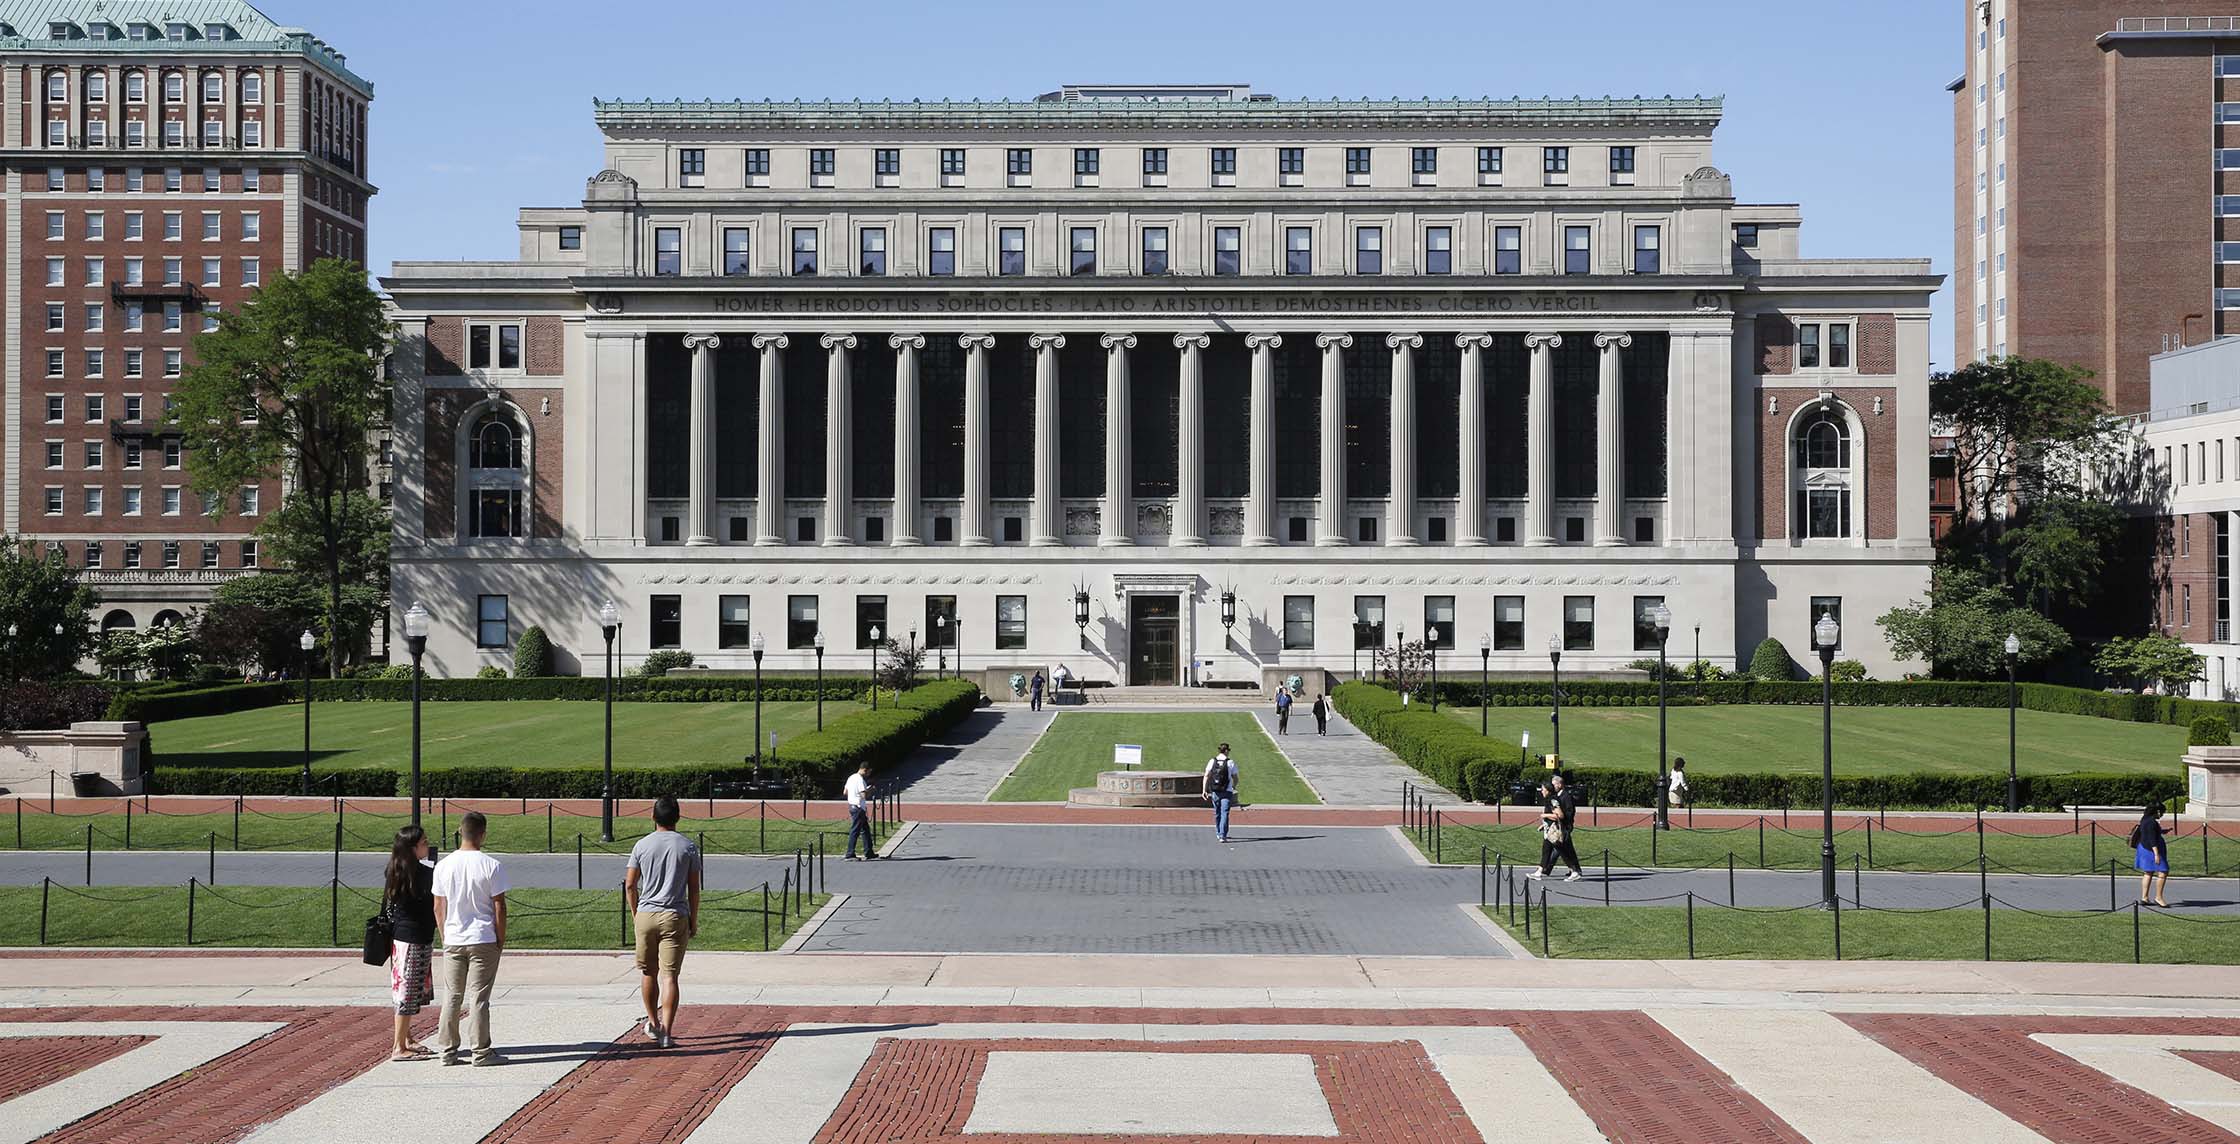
[127,23,153,41]
[165,22,189,41]
[48,21,74,39]
[204,23,230,41]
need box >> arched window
[84,71,105,102]
[471,414,522,470]
[101,609,136,631]
[161,70,183,102]
[462,405,529,539]
[45,70,66,102]
[1792,405,1855,541]
[239,71,260,104]
[201,71,221,103]
[124,70,145,102]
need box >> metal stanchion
[1685,891,1695,959]
[187,878,197,945]
[576,834,584,890]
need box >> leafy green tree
[1935,356,2122,544]
[94,630,146,680]
[140,616,198,681]
[170,258,391,675]
[1877,566,2071,679]
[0,538,96,679]
[196,572,378,675]
[1748,638,1797,681]
[259,487,391,598]
[513,625,553,678]
[2092,633,2206,695]
[2001,495,2123,612]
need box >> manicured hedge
[0,681,116,731]
[148,766,401,797]
[1333,682,1516,802]
[307,675,874,704]
[1426,676,2240,730]
[106,682,289,724]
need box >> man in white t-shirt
[431,811,509,1066]
[843,763,878,860]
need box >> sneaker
[437,1054,461,1067]
[1525,870,1545,880]
[644,1018,662,1041]
[657,1031,675,1049]
[470,1053,506,1068]
[1564,872,1583,883]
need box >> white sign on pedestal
[1114,744,1143,769]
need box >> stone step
[1079,686,1265,707]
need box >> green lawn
[5,884,827,951]
[152,699,861,772]
[1444,704,2185,778]
[1415,818,2229,876]
[990,712,1319,804]
[6,804,893,856]
[1485,902,2240,964]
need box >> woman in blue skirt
[2131,802,2170,908]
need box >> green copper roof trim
[591,95,1723,130]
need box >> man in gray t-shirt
[625,796,701,1048]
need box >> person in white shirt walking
[1202,744,1239,843]
[843,763,878,860]
[431,811,509,1067]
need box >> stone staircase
[1076,685,1266,708]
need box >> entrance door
[1129,595,1181,685]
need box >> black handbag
[362,896,394,967]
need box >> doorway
[1128,595,1181,685]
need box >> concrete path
[1248,706,1457,804]
[880,706,1054,802]
[0,850,795,892]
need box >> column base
[1098,536,1136,547]
[1315,536,1351,548]
[1456,536,1488,547]
[1244,535,1278,547]
[1593,536,1628,548]
[1525,536,1558,547]
[685,535,716,547]
[1030,536,1064,547]
[1386,537,1421,547]
[1172,534,1206,547]
[755,535,786,547]
[890,536,923,547]
[960,537,992,547]
[821,537,856,547]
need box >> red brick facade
[525,317,564,376]
[1854,313,1896,375]
[422,388,564,541]
[425,317,464,376]
[1755,386,1900,542]
[1754,315,1793,375]
[2150,510,2217,643]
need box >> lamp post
[751,633,766,763]
[1651,603,1672,831]
[869,625,882,711]
[1074,589,1091,652]
[1220,590,1236,656]
[813,631,826,731]
[1394,626,1406,704]
[1814,613,1841,910]
[2004,631,2021,813]
[936,614,948,680]
[1427,626,1440,711]
[1548,636,1563,762]
[298,629,315,796]
[402,604,430,828]
[1478,632,1491,736]
[599,600,619,843]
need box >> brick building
[1951,0,2240,414]
[0,0,370,634]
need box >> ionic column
[1316,333,1352,546]
[1100,333,1136,546]
[751,333,789,546]
[1455,333,1493,546]
[889,334,924,545]
[820,333,856,546]
[1524,332,1562,546]
[1029,333,1066,546]
[1173,333,1209,546]
[1243,333,1282,546]
[681,333,721,545]
[959,333,995,546]
[1594,332,1632,546]
[1385,332,1422,546]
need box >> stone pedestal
[1069,770,1206,808]
[2185,745,2240,822]
[0,722,149,796]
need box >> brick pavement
[0,1035,146,1104]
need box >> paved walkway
[1248,706,1456,803]
[879,706,1054,802]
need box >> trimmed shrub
[106,682,288,724]
[0,680,114,731]
[1333,682,1518,802]
[2190,715,2232,747]
[513,626,553,678]
[475,665,508,679]
[379,663,418,681]
[638,649,695,677]
[307,675,873,704]
[1830,659,1868,683]
[1749,638,1798,681]
[148,766,399,797]
[1561,765,2181,813]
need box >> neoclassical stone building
[382,83,1938,686]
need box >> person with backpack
[1274,687,1293,734]
[1311,693,1329,735]
[1202,743,1239,843]
[2131,802,2171,907]
[1528,772,1585,882]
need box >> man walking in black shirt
[1529,772,1585,882]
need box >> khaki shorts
[633,910,689,975]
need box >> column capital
[1454,332,1495,351]
[681,333,722,352]
[888,332,926,351]
[957,333,996,351]
[1593,332,1634,350]
[1524,332,1563,351]
[1244,332,1283,350]
[1173,332,1210,351]
[1099,332,1138,351]
[1028,333,1067,350]
[1315,332,1354,350]
[1384,332,1423,350]
[819,333,858,351]
[751,333,789,351]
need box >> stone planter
[2184,745,2240,822]
[0,722,149,796]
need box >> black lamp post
[402,603,430,828]
[2004,631,2021,813]
[1815,613,1841,910]
[936,614,948,680]
[1426,626,1440,711]
[1547,636,1563,762]
[868,624,882,711]
[813,630,826,731]
[1220,590,1236,649]
[1651,603,1672,831]
[1478,632,1490,736]
[1394,626,1406,704]
[751,632,766,762]
[599,599,619,843]
[1074,589,1091,651]
[954,616,965,684]
[298,629,315,796]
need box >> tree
[140,617,198,681]
[872,637,925,693]
[1373,639,1432,699]
[513,625,553,678]
[170,258,391,675]
[197,572,379,676]
[94,630,147,680]
[2092,634,2205,695]
[2001,494,2123,612]
[1748,638,1798,681]
[1877,565,2071,679]
[1934,356,2122,544]
[258,488,391,627]
[0,538,96,679]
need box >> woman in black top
[383,825,437,1060]
[2133,802,2171,908]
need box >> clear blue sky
[297,0,1960,364]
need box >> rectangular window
[46,395,65,422]
[1632,596,1666,652]
[1278,147,1303,176]
[649,595,682,649]
[1609,145,1636,178]
[469,324,492,369]
[476,595,509,649]
[745,148,770,177]
[45,304,64,332]
[874,147,900,178]
[1563,225,1591,274]
[1282,596,1315,650]
[123,542,140,570]
[999,227,1026,275]
[808,148,834,180]
[723,227,750,275]
[558,225,581,250]
[45,488,64,515]
[653,227,681,276]
[1352,596,1386,649]
[1828,323,1851,369]
[928,227,956,276]
[1006,148,1031,177]
[1142,147,1168,176]
[1141,227,1169,275]
[859,227,887,276]
[1210,147,1237,176]
[163,211,181,240]
[1411,146,1437,175]
[1632,225,1660,273]
[718,595,752,649]
[855,596,887,649]
[926,595,957,648]
[1544,146,1570,181]
[1345,147,1371,175]
[1477,145,1503,177]
[1425,226,1451,275]
[84,304,102,332]
[122,487,142,517]
[1073,147,1099,176]
[199,542,217,569]
[1563,595,1595,651]
[1286,226,1312,275]
[498,324,521,370]
[940,148,965,178]
[1424,595,1456,649]
[162,487,180,516]
[995,595,1027,649]
[162,540,180,568]
[1069,227,1096,275]
[1483,225,1518,274]
[1797,323,1821,369]
[241,539,259,568]
[787,595,819,649]
[86,395,104,422]
[45,211,63,240]
[201,210,220,240]
[792,227,818,275]
[202,256,221,285]
[84,487,103,515]
[45,257,64,286]
[1355,226,1382,274]
[85,441,103,468]
[1214,226,1242,276]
